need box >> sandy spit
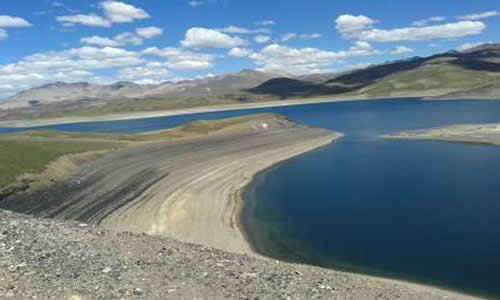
[2,114,339,254]
[385,123,500,146]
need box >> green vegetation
[350,63,500,97]
[0,113,278,187]
[0,138,115,187]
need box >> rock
[133,288,144,296]
[102,267,112,274]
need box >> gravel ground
[0,209,478,300]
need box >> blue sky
[0,0,499,97]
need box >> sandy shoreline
[1,94,499,129]
[0,95,395,128]
[385,123,500,145]
[1,114,339,255]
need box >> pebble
[133,288,144,296]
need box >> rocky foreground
[0,209,477,300]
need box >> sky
[0,0,499,97]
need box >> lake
[2,98,500,297]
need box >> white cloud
[0,16,32,28]
[412,16,446,27]
[0,16,32,41]
[281,33,322,42]
[57,14,112,27]
[228,47,253,57]
[114,32,143,45]
[335,14,376,38]
[299,33,322,40]
[188,1,203,7]
[256,20,276,26]
[118,64,170,84]
[81,36,121,47]
[391,45,414,55]
[336,15,486,42]
[0,46,143,97]
[143,47,215,70]
[100,1,149,23]
[458,11,499,21]
[249,42,380,74]
[136,26,163,39]
[357,21,486,42]
[81,28,162,47]
[254,35,271,44]
[188,0,217,7]
[281,33,297,42]
[181,27,245,48]
[57,1,149,27]
[218,25,270,35]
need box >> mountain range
[1,44,500,118]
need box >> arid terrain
[386,123,500,145]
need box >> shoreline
[0,95,420,128]
[1,95,498,129]
[101,126,342,255]
[238,158,481,299]
[384,123,500,146]
[0,95,370,128]
[234,135,342,257]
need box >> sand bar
[386,123,500,145]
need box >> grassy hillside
[349,60,500,98]
[251,44,500,100]
[0,138,115,188]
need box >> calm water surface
[2,99,500,297]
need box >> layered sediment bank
[2,114,339,254]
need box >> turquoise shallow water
[2,99,500,297]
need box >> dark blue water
[2,99,500,297]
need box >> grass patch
[0,113,280,187]
[0,139,115,188]
[356,64,500,97]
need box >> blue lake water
[2,98,500,297]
